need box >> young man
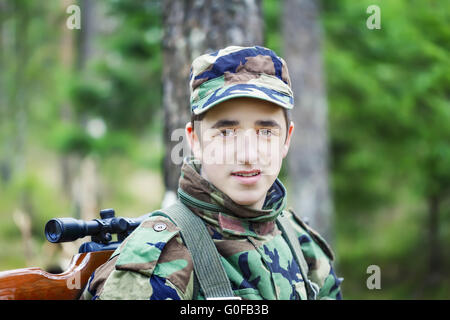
[80,45,343,300]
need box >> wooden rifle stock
[0,250,113,300]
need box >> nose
[236,129,258,165]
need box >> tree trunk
[75,0,102,221]
[427,194,441,276]
[0,0,12,183]
[282,0,334,243]
[59,0,76,199]
[0,1,30,185]
[161,0,263,207]
[59,0,102,219]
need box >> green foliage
[323,0,450,204]
[48,120,140,157]
[263,0,282,55]
[0,0,165,272]
[70,0,163,133]
[321,0,450,298]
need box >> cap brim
[191,83,293,115]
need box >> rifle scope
[45,209,147,243]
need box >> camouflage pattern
[80,157,343,300]
[189,45,294,115]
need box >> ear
[185,122,202,160]
[281,121,294,158]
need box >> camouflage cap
[189,45,294,115]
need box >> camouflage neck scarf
[177,156,287,238]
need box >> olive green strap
[277,213,319,300]
[156,200,239,300]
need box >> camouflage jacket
[80,158,343,300]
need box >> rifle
[0,209,149,300]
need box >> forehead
[202,97,285,125]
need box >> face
[186,97,294,210]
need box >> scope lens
[45,220,62,243]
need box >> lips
[231,169,261,177]
[230,169,262,185]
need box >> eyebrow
[210,119,240,129]
[210,119,281,129]
[254,120,281,129]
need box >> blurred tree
[0,0,62,214]
[70,0,163,133]
[64,0,165,217]
[0,0,67,267]
[161,0,264,206]
[0,0,31,185]
[59,0,76,199]
[56,0,103,221]
[282,0,334,243]
[322,0,450,298]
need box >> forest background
[0,0,448,299]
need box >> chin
[228,191,263,207]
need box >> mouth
[231,169,261,177]
[230,169,262,185]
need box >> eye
[257,128,272,137]
[219,128,236,137]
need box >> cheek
[258,138,284,169]
[202,139,238,165]
[199,140,217,164]
[202,163,230,184]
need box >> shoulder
[283,208,335,261]
[114,214,184,272]
[281,208,343,299]
[82,214,195,300]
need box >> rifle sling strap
[276,212,318,300]
[156,200,238,300]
